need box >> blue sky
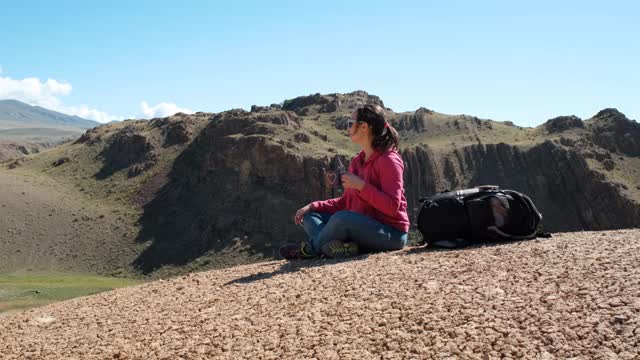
[1,0,638,125]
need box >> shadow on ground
[225,255,370,286]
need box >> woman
[280,104,410,259]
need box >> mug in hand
[324,169,344,189]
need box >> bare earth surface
[1,230,639,359]
[0,168,140,275]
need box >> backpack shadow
[397,235,550,257]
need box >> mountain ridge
[0,99,101,158]
[0,99,99,130]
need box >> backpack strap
[484,225,539,241]
[422,187,496,204]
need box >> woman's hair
[355,104,400,151]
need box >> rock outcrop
[391,109,491,135]
[544,115,584,133]
[282,90,385,115]
[96,126,157,178]
[0,140,44,162]
[151,115,203,146]
[589,108,640,156]
[88,113,212,179]
[320,99,341,113]
[282,93,331,112]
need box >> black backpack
[416,186,547,248]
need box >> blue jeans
[302,210,408,255]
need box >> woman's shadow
[224,254,370,286]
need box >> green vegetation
[0,272,142,314]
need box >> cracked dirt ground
[1,229,638,359]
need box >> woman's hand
[294,204,313,225]
[341,172,366,191]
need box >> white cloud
[0,76,70,109]
[140,101,193,118]
[65,105,121,123]
[0,70,194,123]
[45,78,72,96]
[0,71,118,123]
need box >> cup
[324,169,343,189]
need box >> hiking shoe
[279,242,316,260]
[320,240,360,258]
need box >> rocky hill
[0,140,46,162]
[2,91,639,276]
[1,229,638,359]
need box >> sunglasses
[348,119,368,128]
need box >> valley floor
[0,229,638,359]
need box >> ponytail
[356,104,400,152]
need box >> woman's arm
[311,195,346,214]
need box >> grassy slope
[0,118,214,277]
[0,165,144,276]
[0,272,141,315]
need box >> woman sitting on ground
[280,104,410,259]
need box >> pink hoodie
[312,149,410,232]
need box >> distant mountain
[0,99,100,130]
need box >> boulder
[321,99,341,113]
[51,157,70,167]
[335,115,350,130]
[293,132,311,143]
[250,105,271,113]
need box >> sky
[1,0,638,126]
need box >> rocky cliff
[133,109,347,272]
[123,93,640,272]
[402,142,640,232]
